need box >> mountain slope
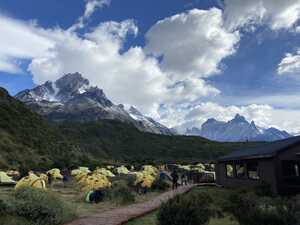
[16,73,173,135]
[0,87,260,169]
[0,87,87,169]
[186,114,292,142]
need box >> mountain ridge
[186,114,292,142]
[15,73,173,135]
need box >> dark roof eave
[218,154,274,162]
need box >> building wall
[216,158,278,193]
[277,145,300,194]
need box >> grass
[0,180,162,218]
[126,211,158,225]
[124,187,239,225]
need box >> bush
[152,178,171,191]
[254,181,273,197]
[158,193,212,225]
[10,187,75,225]
[0,199,8,216]
[106,181,135,205]
[224,191,300,225]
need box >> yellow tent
[115,166,129,175]
[0,171,16,185]
[81,174,111,191]
[71,167,91,176]
[94,168,115,177]
[15,174,46,190]
[47,168,63,179]
[131,171,156,188]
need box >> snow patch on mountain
[15,73,173,135]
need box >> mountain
[123,105,174,135]
[15,73,173,135]
[0,87,260,169]
[186,114,292,142]
[0,87,86,169]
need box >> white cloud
[145,8,240,79]
[0,15,53,73]
[69,0,111,31]
[278,49,300,75]
[167,77,220,104]
[224,0,300,31]
[28,20,168,114]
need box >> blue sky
[0,0,300,133]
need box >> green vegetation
[125,187,300,225]
[126,211,158,225]
[158,191,212,225]
[0,87,260,169]
[0,187,75,225]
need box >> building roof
[219,136,300,161]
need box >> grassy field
[0,180,162,218]
[125,187,239,225]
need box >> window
[236,162,246,178]
[247,162,260,180]
[226,163,234,177]
[282,161,300,177]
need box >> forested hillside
[0,87,260,169]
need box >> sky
[1,0,300,133]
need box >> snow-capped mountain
[186,114,292,142]
[15,73,173,135]
[123,105,174,135]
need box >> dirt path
[64,184,195,225]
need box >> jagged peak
[231,113,248,123]
[204,118,218,124]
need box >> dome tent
[0,171,16,185]
[15,173,46,190]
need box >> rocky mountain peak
[15,73,173,135]
[55,73,90,102]
[231,114,247,123]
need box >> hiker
[62,168,70,188]
[171,170,179,190]
[47,172,53,186]
[181,173,188,186]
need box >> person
[171,170,179,190]
[181,173,188,186]
[62,168,70,188]
[47,172,53,186]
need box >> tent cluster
[72,167,112,191]
[129,165,158,188]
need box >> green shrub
[0,199,8,216]
[158,193,212,225]
[224,191,299,225]
[11,187,76,225]
[152,178,171,191]
[254,181,273,197]
[106,181,135,205]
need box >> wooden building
[216,137,300,195]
